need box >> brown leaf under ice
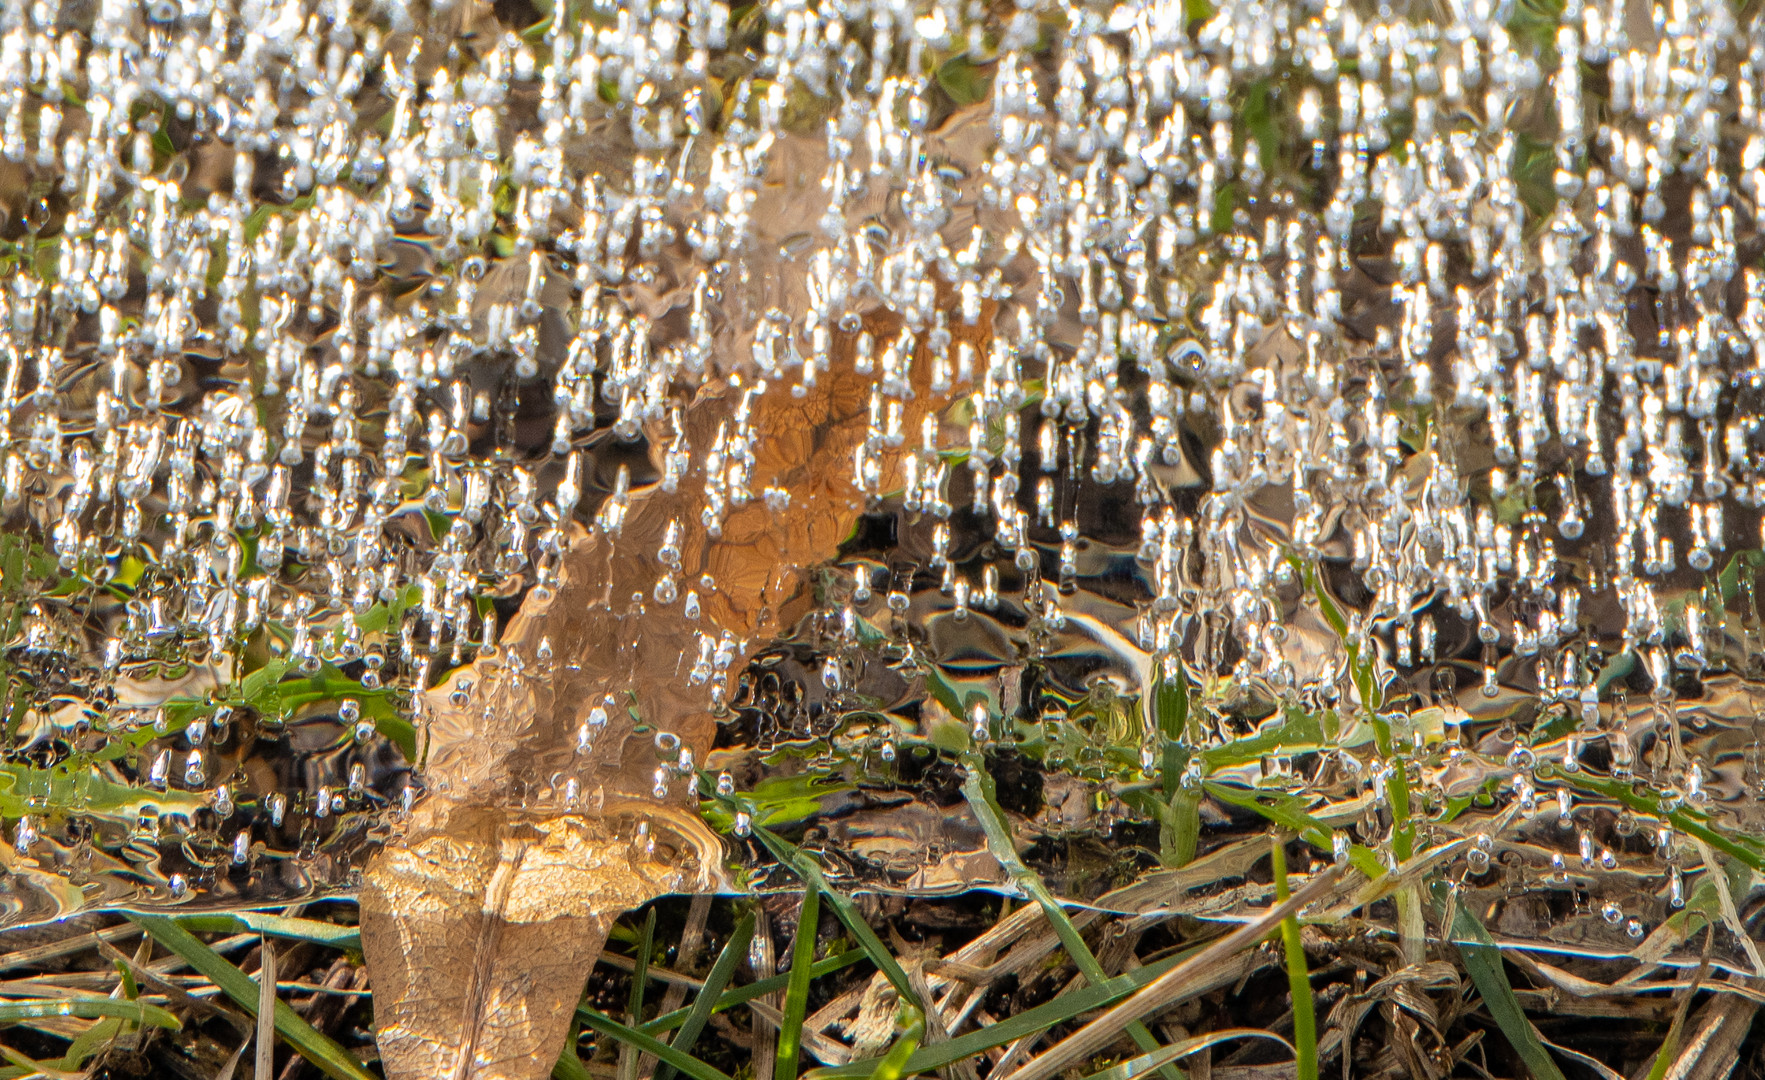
[360,300,994,1080]
[359,806,700,1080]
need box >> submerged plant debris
[0,0,1763,1074]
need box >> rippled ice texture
[0,0,1759,976]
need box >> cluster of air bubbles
[0,0,1754,955]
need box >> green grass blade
[0,1045,81,1080]
[637,946,862,1037]
[1167,788,1201,869]
[776,888,821,1080]
[58,1017,124,1072]
[1151,663,1200,865]
[64,941,158,1075]
[129,915,376,1080]
[554,1048,594,1080]
[172,913,361,950]
[752,825,918,1006]
[1200,782,1333,851]
[1196,711,1333,773]
[1152,662,1190,801]
[1444,894,1568,1080]
[0,997,181,1029]
[1270,838,1317,1080]
[578,1006,737,1080]
[1205,781,1386,881]
[553,1015,590,1080]
[963,760,1183,1080]
[621,907,658,1080]
[628,907,657,1019]
[113,958,139,1002]
[865,1008,923,1080]
[654,912,757,1080]
[56,945,151,1070]
[1643,1002,1691,1080]
[1572,775,1765,870]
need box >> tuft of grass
[963,754,1186,1080]
[651,911,756,1080]
[129,915,377,1080]
[750,823,919,1007]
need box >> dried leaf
[255,938,276,1080]
[360,804,717,1080]
[360,324,984,1080]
